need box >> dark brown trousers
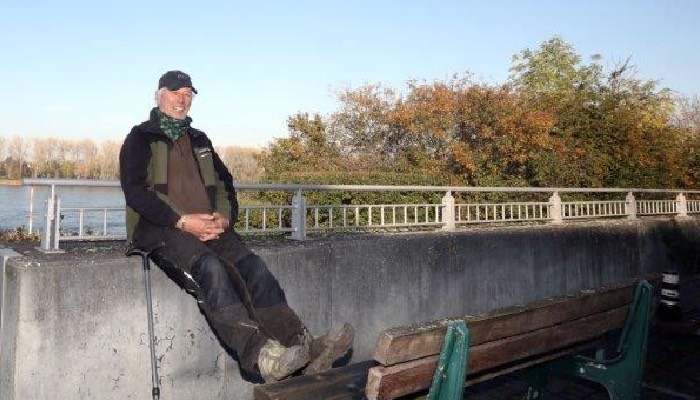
[149,229,306,375]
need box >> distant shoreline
[0,179,21,186]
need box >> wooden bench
[254,278,655,400]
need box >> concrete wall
[2,218,699,399]
[0,248,21,365]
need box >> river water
[0,185,126,234]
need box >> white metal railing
[456,202,550,223]
[307,204,443,231]
[689,200,700,213]
[562,200,627,219]
[58,207,127,241]
[18,179,700,253]
[637,200,677,215]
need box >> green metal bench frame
[427,281,653,400]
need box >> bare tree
[0,136,5,161]
[75,139,99,178]
[97,140,120,179]
[31,138,54,178]
[217,146,263,183]
[7,136,28,179]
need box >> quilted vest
[125,139,218,242]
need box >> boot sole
[304,323,354,375]
[260,341,310,382]
[275,345,310,380]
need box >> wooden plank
[374,280,642,366]
[253,360,375,400]
[462,339,602,387]
[366,306,628,400]
[365,340,600,400]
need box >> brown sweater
[168,133,212,215]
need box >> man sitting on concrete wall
[119,70,353,382]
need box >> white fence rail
[455,202,550,224]
[562,201,627,219]
[20,179,700,253]
[637,200,678,215]
[58,206,126,241]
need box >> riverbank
[0,179,21,186]
[0,227,39,244]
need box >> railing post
[625,192,637,220]
[548,192,562,224]
[37,192,63,253]
[441,191,456,232]
[675,193,688,218]
[54,197,61,250]
[288,190,307,240]
[28,186,34,234]
[38,194,53,252]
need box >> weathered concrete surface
[0,247,21,366]
[0,247,238,400]
[2,218,699,399]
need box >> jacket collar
[141,107,204,139]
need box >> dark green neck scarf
[156,108,192,141]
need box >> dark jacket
[119,108,238,250]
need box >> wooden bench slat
[373,280,644,366]
[253,360,375,400]
[366,306,629,400]
[460,339,602,387]
[364,340,599,400]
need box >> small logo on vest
[195,147,212,158]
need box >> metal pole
[39,194,54,252]
[53,197,60,251]
[142,255,161,400]
[127,248,161,400]
[28,186,34,234]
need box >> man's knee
[192,253,239,311]
[236,254,286,306]
[236,254,274,287]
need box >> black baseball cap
[158,70,197,94]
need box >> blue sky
[2,0,698,148]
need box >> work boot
[257,339,310,382]
[303,322,354,375]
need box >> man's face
[158,87,194,120]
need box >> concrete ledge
[2,218,699,399]
[1,249,242,400]
[0,247,21,372]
